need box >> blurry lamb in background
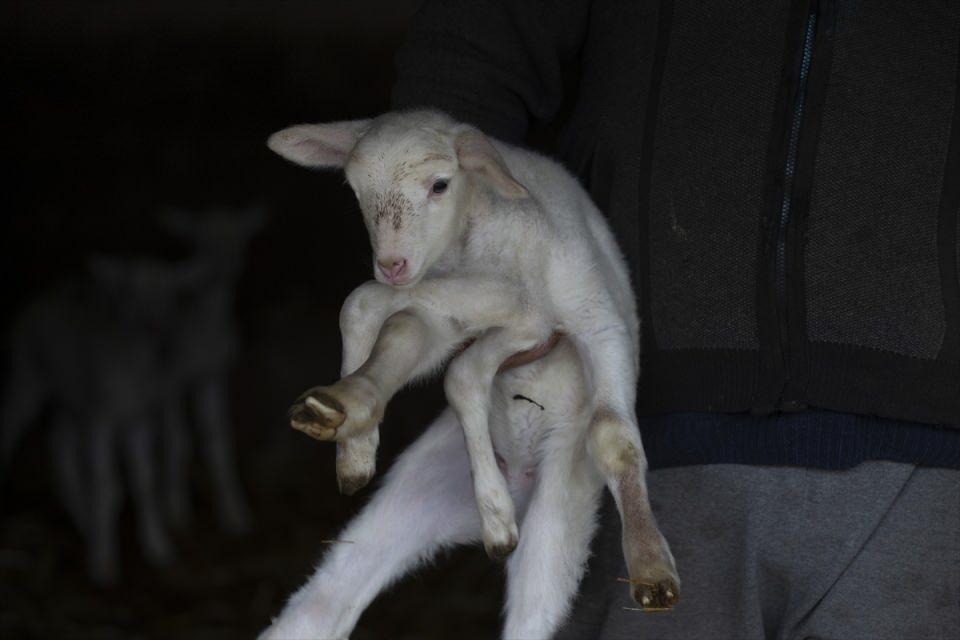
[1,256,202,584]
[0,207,263,584]
[157,207,263,535]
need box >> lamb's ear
[267,120,371,168]
[454,129,529,199]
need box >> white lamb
[261,110,679,639]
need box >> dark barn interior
[2,2,504,637]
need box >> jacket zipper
[775,8,817,409]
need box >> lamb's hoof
[289,391,345,441]
[480,497,519,561]
[631,578,680,611]
[483,525,519,561]
[484,539,518,562]
[337,471,374,496]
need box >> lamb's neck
[426,184,504,276]
[427,244,465,278]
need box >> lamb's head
[267,110,528,287]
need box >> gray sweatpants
[556,462,960,640]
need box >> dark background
[2,1,503,637]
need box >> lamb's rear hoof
[631,578,679,611]
[289,391,345,441]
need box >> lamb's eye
[431,178,449,195]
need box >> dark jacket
[391,0,960,466]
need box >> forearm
[390,0,592,143]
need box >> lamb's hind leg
[49,413,90,539]
[161,399,192,529]
[504,418,606,639]
[122,419,175,566]
[260,409,482,640]
[195,376,252,533]
[87,419,123,585]
[573,328,680,610]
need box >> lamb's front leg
[331,282,394,494]
[289,282,460,493]
[444,327,543,560]
[504,421,606,639]
[260,409,482,640]
[316,281,395,494]
[291,309,446,441]
[195,376,252,533]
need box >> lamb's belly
[488,338,588,490]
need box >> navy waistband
[639,410,960,471]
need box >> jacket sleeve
[390,0,592,144]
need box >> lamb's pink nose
[377,256,408,283]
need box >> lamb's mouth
[388,271,422,288]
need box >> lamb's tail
[0,336,46,469]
